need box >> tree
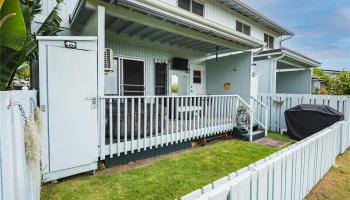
[313,68,350,95]
[0,0,63,90]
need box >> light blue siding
[253,59,275,94]
[276,70,312,94]
[105,32,207,95]
[206,52,252,101]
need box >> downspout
[270,52,286,94]
[280,34,293,48]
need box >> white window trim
[236,20,251,36]
[113,55,147,96]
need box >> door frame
[190,64,206,95]
[114,55,146,96]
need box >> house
[254,48,321,95]
[33,0,319,182]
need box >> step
[232,127,265,141]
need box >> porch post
[97,5,106,159]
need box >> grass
[267,131,294,142]
[305,149,350,200]
[42,140,278,200]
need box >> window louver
[192,1,204,16]
[178,0,191,11]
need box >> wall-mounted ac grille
[104,48,113,72]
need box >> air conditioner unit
[104,48,113,72]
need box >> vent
[104,48,113,72]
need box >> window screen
[155,63,168,95]
[264,33,274,49]
[178,0,191,11]
[236,21,243,32]
[236,21,251,36]
[192,1,204,16]
[193,70,201,84]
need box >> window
[236,21,251,36]
[264,33,274,49]
[193,70,201,84]
[178,0,204,17]
[155,62,168,95]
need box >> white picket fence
[259,94,350,132]
[181,120,350,200]
[0,90,40,200]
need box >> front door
[119,58,145,96]
[47,43,98,172]
[190,65,206,95]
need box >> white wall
[276,70,312,94]
[206,52,252,101]
[159,0,282,48]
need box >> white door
[47,45,98,172]
[251,71,259,99]
[190,65,206,95]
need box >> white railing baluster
[138,98,141,152]
[166,97,169,145]
[117,98,121,156]
[189,97,193,139]
[194,97,197,138]
[204,97,207,137]
[131,98,135,153]
[176,97,179,143]
[124,99,128,154]
[201,97,204,137]
[155,97,159,148]
[109,99,113,158]
[150,98,153,149]
[185,97,188,141]
[181,97,184,141]
[161,97,164,147]
[171,97,175,144]
[144,98,147,150]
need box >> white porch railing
[250,96,268,137]
[99,95,253,159]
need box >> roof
[254,48,322,68]
[219,0,294,36]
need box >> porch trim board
[99,95,254,160]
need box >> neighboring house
[33,0,319,181]
[312,69,341,94]
[253,48,321,95]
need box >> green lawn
[267,131,294,142]
[42,140,278,200]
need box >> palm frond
[37,0,62,36]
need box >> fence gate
[38,37,99,181]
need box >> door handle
[86,97,97,109]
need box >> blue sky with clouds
[243,0,350,70]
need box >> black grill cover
[285,104,344,140]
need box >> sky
[243,0,350,70]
